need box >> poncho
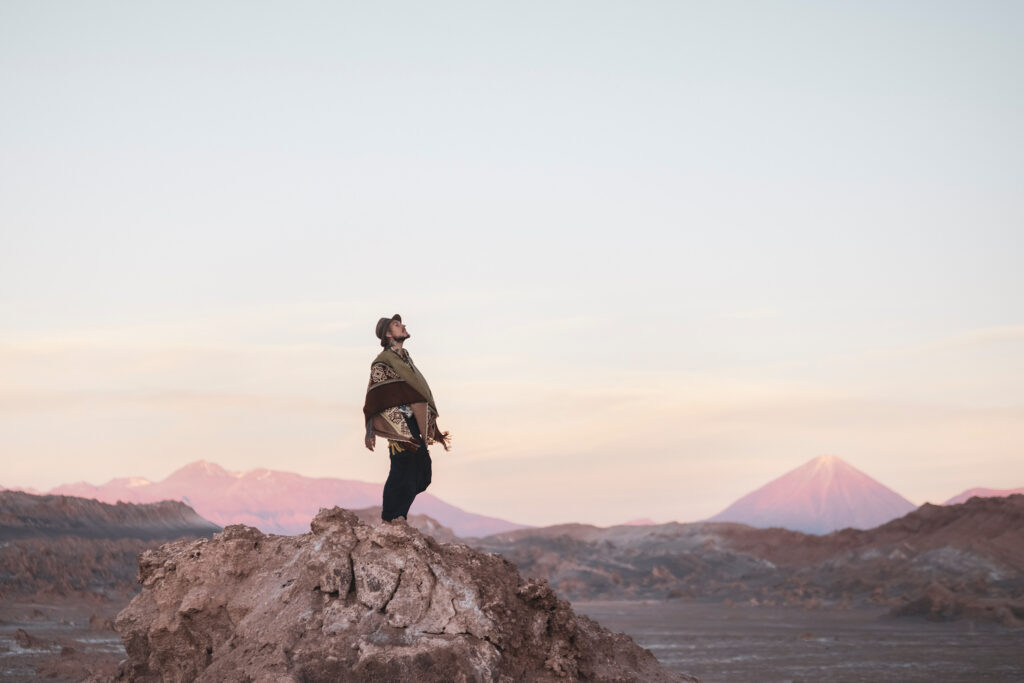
[363,347,450,450]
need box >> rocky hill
[114,507,698,682]
[0,491,219,600]
[473,495,1024,625]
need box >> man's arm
[364,417,376,451]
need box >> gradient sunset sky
[2,1,1021,527]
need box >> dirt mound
[115,507,697,682]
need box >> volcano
[708,455,916,534]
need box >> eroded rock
[115,507,697,682]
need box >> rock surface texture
[115,507,696,682]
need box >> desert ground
[0,598,121,682]
[576,600,1024,683]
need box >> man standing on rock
[363,313,451,523]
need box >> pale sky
[1,1,1022,527]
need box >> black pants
[381,415,432,521]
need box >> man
[363,313,451,523]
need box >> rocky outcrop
[115,507,696,682]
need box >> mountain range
[5,456,1022,538]
[46,460,526,538]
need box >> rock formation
[115,507,697,682]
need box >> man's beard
[395,331,411,341]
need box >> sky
[1,1,1021,527]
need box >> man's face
[387,319,409,342]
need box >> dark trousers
[381,415,432,521]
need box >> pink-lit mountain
[48,461,527,538]
[708,455,917,534]
[944,486,1024,505]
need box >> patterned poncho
[363,347,450,450]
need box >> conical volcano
[708,455,916,534]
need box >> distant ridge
[944,486,1024,505]
[0,490,220,600]
[0,489,219,541]
[621,518,657,526]
[471,494,1024,622]
[49,460,527,538]
[708,455,916,534]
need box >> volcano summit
[709,455,916,534]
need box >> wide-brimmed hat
[375,313,402,341]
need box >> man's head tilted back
[375,313,409,348]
